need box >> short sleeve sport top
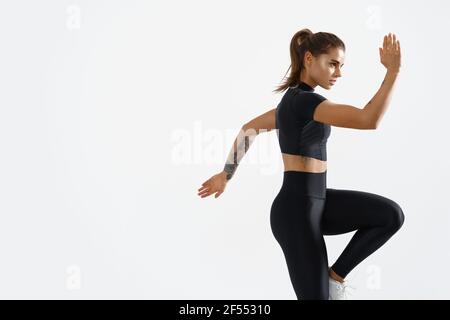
[275,81,331,161]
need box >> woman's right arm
[313,33,401,129]
[363,33,401,128]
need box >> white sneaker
[328,277,355,300]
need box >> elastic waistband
[282,170,327,199]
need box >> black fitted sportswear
[270,82,405,300]
[270,171,405,300]
[275,81,330,160]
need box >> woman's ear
[304,51,312,66]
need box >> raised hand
[379,32,401,73]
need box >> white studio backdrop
[0,0,448,299]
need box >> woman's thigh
[270,194,329,299]
[321,188,405,236]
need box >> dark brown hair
[274,29,346,93]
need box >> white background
[0,0,448,299]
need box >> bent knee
[387,201,405,230]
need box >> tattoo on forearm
[223,128,257,180]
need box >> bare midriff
[282,153,327,173]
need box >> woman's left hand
[198,171,228,198]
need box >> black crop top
[275,81,331,161]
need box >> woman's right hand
[379,33,401,73]
[197,171,228,199]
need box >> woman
[197,29,404,300]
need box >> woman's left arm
[223,108,276,180]
[198,108,276,199]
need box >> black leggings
[270,171,405,300]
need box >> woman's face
[305,47,345,90]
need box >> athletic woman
[197,29,404,300]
